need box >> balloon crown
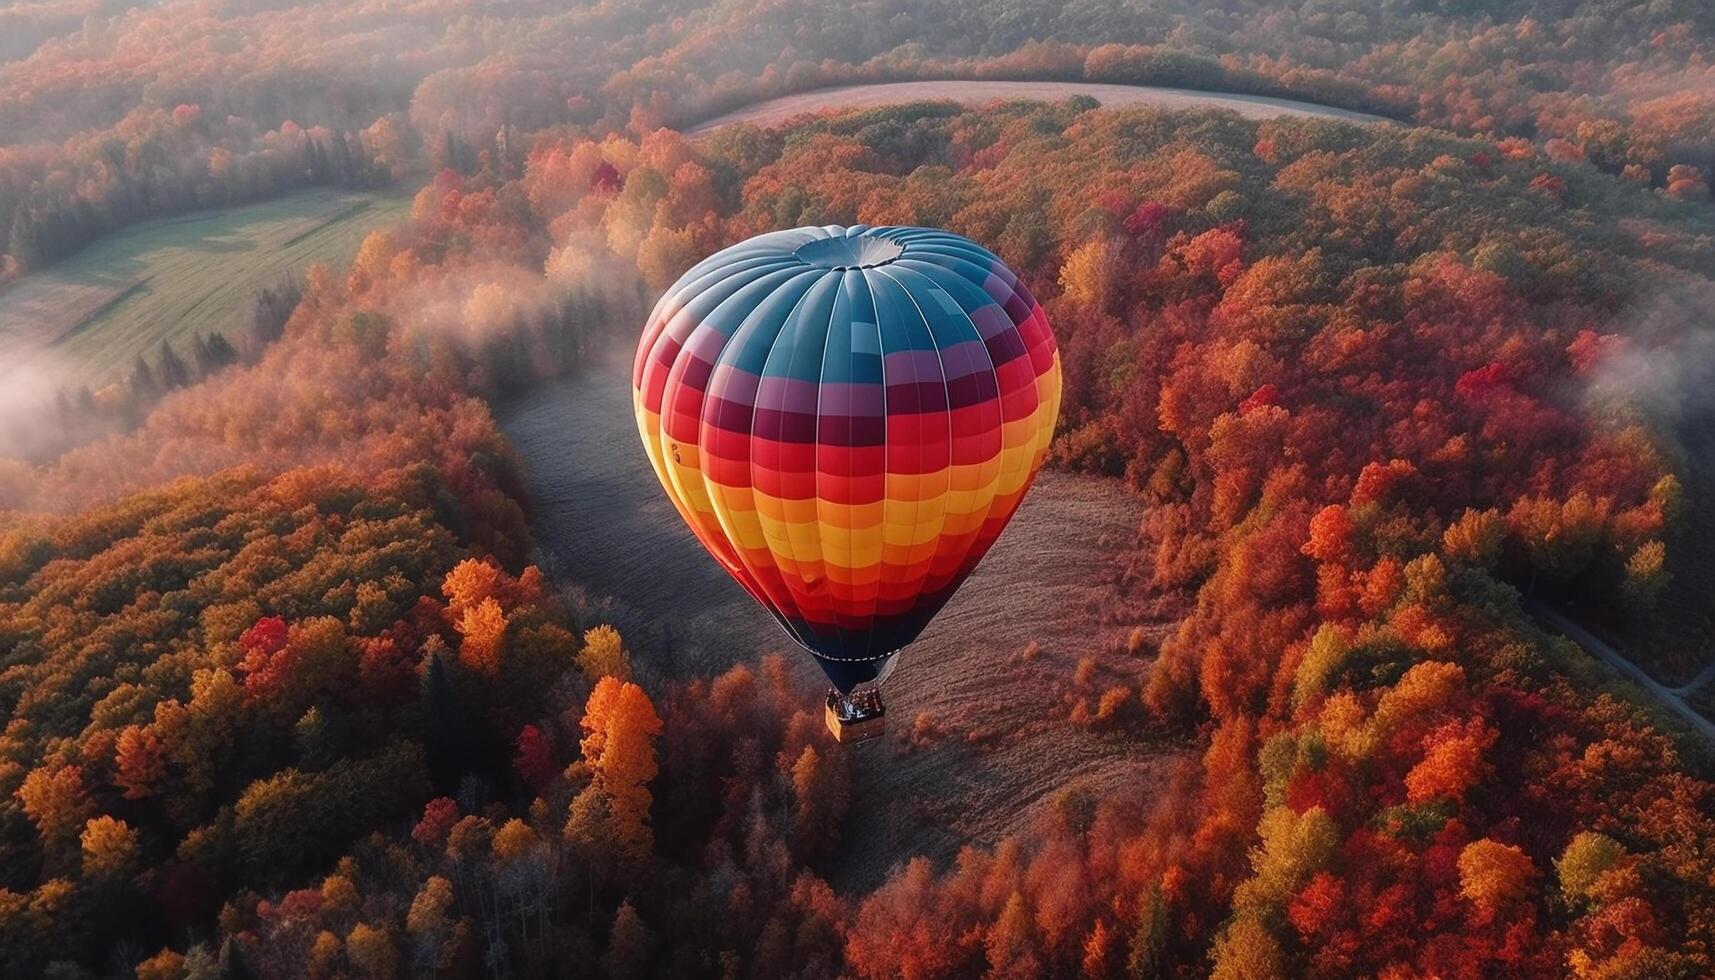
[791,227,905,270]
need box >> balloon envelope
[633,225,1060,691]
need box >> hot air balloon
[633,224,1060,741]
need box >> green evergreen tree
[204,332,239,369]
[1128,886,1167,978]
[218,936,259,980]
[329,130,354,184]
[129,353,158,396]
[9,209,40,272]
[155,339,191,389]
[441,130,462,175]
[422,651,473,793]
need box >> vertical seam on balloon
[978,272,1037,572]
[874,264,954,641]
[913,250,1008,594]
[873,264,945,657]
[859,265,885,663]
[837,267,863,660]
[733,272,821,649]
[762,274,835,653]
[707,273,810,635]
[971,279,1018,578]
[809,263,840,661]
[662,264,795,592]
[645,256,798,519]
[644,285,695,543]
[874,229,913,667]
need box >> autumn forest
[2,0,1714,978]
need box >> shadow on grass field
[0,187,410,391]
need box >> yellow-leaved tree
[1459,839,1537,919]
[564,677,662,877]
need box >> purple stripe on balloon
[707,362,761,402]
[817,414,886,446]
[984,328,1028,367]
[753,407,817,442]
[741,408,911,447]
[881,347,945,380]
[946,370,1000,410]
[1012,279,1040,310]
[757,375,822,414]
[883,380,950,414]
[683,326,727,361]
[818,382,885,417]
[978,273,1013,308]
[677,354,714,390]
[662,307,704,348]
[968,305,1014,341]
[704,393,757,432]
[937,338,991,374]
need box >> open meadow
[0,188,409,392]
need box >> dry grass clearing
[502,349,1186,889]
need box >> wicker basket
[825,689,886,743]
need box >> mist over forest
[2,1,1714,977]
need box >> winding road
[685,79,1393,138]
[1529,603,1715,743]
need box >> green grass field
[0,187,411,390]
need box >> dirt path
[685,79,1394,137]
[501,351,1183,889]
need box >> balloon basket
[825,688,886,744]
